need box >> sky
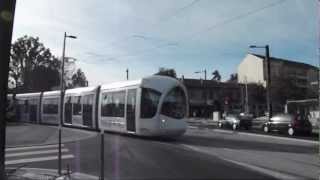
[12,0,318,86]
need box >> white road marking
[6,144,64,152]
[211,129,318,144]
[181,144,301,180]
[6,148,69,158]
[5,154,74,165]
[220,158,301,180]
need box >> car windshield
[1,1,318,180]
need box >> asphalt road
[5,124,319,180]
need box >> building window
[141,88,161,118]
[101,91,125,117]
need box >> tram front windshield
[161,87,186,119]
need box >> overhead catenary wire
[86,0,287,63]
[186,0,287,41]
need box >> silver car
[218,113,252,130]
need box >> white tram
[98,75,188,137]
[10,75,189,137]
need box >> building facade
[238,53,318,112]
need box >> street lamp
[249,45,272,119]
[194,69,207,80]
[195,69,208,118]
[59,32,77,175]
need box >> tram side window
[83,95,94,112]
[101,91,125,117]
[141,88,161,118]
[43,98,59,114]
[16,100,24,115]
[161,87,186,119]
[72,96,82,115]
[24,100,29,113]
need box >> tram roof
[15,92,42,98]
[42,90,61,97]
[65,86,99,95]
[100,75,184,93]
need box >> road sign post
[100,130,105,180]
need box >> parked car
[253,113,312,136]
[251,115,268,130]
[218,113,253,130]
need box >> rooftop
[250,53,317,70]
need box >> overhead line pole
[58,32,67,176]
[59,32,76,175]
[0,0,16,179]
[249,45,272,120]
[317,0,320,147]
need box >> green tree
[227,73,238,83]
[9,35,61,92]
[212,70,221,81]
[154,67,177,78]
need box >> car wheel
[263,125,269,133]
[232,123,237,131]
[218,122,223,128]
[288,127,294,136]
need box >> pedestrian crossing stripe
[6,148,69,158]
[5,144,74,165]
[5,155,74,165]
[6,144,64,152]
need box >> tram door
[65,97,72,124]
[29,104,37,123]
[83,95,93,127]
[126,89,136,132]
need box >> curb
[6,167,100,180]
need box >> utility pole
[126,68,129,80]
[195,69,207,117]
[0,1,16,179]
[265,45,272,119]
[59,32,76,175]
[100,130,105,180]
[58,32,67,176]
[249,45,272,120]
[245,76,249,114]
[318,0,320,140]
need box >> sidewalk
[7,167,99,180]
[6,123,97,148]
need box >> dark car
[218,113,253,130]
[255,113,312,136]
